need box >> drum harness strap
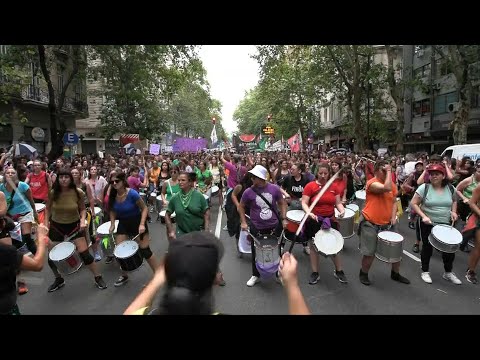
[49,223,82,242]
[251,187,281,237]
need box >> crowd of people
[1,144,479,315]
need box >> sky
[198,45,260,135]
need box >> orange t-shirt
[362,176,397,225]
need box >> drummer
[282,163,310,255]
[195,161,213,200]
[160,165,180,210]
[301,163,348,284]
[43,168,107,292]
[108,172,159,287]
[358,160,410,286]
[410,164,461,285]
[25,159,52,204]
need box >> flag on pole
[211,125,218,146]
[287,133,300,153]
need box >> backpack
[423,183,455,202]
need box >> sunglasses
[110,179,121,184]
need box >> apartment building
[0,45,87,153]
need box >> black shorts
[49,220,84,243]
[304,215,338,241]
[117,216,149,240]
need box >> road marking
[403,250,420,262]
[215,208,223,239]
[436,289,448,294]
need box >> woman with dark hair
[86,165,108,209]
[127,165,148,193]
[160,165,180,209]
[108,172,158,287]
[124,232,310,315]
[44,168,106,292]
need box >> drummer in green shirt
[195,161,213,200]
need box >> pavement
[17,199,480,315]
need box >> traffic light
[212,117,216,125]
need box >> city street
[18,199,480,315]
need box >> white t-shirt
[404,161,417,176]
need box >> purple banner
[172,137,208,152]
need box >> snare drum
[156,195,163,212]
[286,210,305,233]
[96,220,119,257]
[211,185,219,197]
[159,210,176,224]
[9,222,22,244]
[254,234,280,278]
[334,208,356,239]
[355,190,366,209]
[376,231,403,263]
[346,204,360,224]
[35,203,46,224]
[49,242,83,275]
[428,224,462,253]
[313,228,344,257]
[114,240,144,272]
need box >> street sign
[63,132,79,146]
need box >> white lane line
[403,250,420,262]
[215,208,223,239]
[436,289,448,294]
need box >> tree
[88,45,202,140]
[433,45,480,144]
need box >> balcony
[21,85,87,113]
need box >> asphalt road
[17,198,480,315]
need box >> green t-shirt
[416,183,456,225]
[165,180,180,202]
[195,169,212,190]
[167,190,208,236]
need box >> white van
[441,144,480,161]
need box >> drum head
[286,210,305,223]
[314,228,344,255]
[378,231,403,243]
[35,203,46,212]
[50,242,75,261]
[114,240,139,259]
[97,220,119,235]
[355,190,366,200]
[346,204,359,212]
[94,207,102,216]
[335,208,355,219]
[431,225,462,245]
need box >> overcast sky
[198,45,260,135]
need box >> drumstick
[294,170,342,239]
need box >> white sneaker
[303,246,311,255]
[246,276,260,287]
[443,272,462,285]
[421,272,432,284]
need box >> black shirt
[0,244,23,314]
[282,174,309,200]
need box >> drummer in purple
[410,164,461,285]
[238,165,287,287]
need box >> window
[414,63,431,79]
[30,62,40,87]
[435,58,452,77]
[472,86,480,108]
[57,65,64,91]
[324,108,328,122]
[74,82,84,102]
[434,92,458,114]
[0,45,8,55]
[413,99,430,116]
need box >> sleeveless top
[463,175,478,199]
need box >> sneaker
[114,275,129,287]
[421,272,432,284]
[94,276,107,290]
[17,281,28,295]
[412,244,420,253]
[443,272,462,285]
[334,270,348,284]
[105,256,114,264]
[217,273,226,287]
[149,206,154,213]
[391,271,410,284]
[94,252,102,262]
[303,245,311,255]
[246,276,260,287]
[308,272,320,285]
[408,222,415,230]
[465,270,478,284]
[48,277,65,292]
[359,270,370,286]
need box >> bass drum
[375,231,403,263]
[114,240,144,272]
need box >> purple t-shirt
[241,183,283,230]
[224,161,246,189]
[127,176,142,192]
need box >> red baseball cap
[427,164,446,175]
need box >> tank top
[165,179,180,201]
[463,175,478,199]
